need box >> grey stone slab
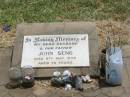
[34,67,89,77]
[100,86,126,97]
[100,86,127,97]
[89,39,99,57]
[122,59,130,86]
[34,56,99,77]
[111,87,126,97]
[2,93,12,97]
[100,87,113,97]
[33,54,98,76]
[123,94,130,97]
[97,93,108,97]
[123,58,130,79]
[0,86,9,97]
[0,48,12,85]
[81,89,101,97]
[122,45,130,86]
[0,85,32,97]
[64,22,98,40]
[122,45,130,58]
[11,41,23,67]
[12,22,99,77]
[9,88,33,97]
[16,23,65,39]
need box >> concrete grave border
[12,22,99,77]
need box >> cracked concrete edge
[0,47,13,85]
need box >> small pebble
[65,84,72,91]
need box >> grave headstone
[12,22,99,77]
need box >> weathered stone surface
[123,58,130,79]
[12,22,99,77]
[122,45,130,80]
[9,88,33,97]
[0,86,9,97]
[0,48,12,84]
[64,22,98,40]
[122,45,130,58]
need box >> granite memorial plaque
[21,34,89,67]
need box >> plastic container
[106,47,123,85]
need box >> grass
[0,0,130,48]
[0,0,130,25]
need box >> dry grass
[0,21,129,48]
[0,26,16,48]
[97,20,129,50]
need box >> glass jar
[9,67,22,82]
[21,65,35,88]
